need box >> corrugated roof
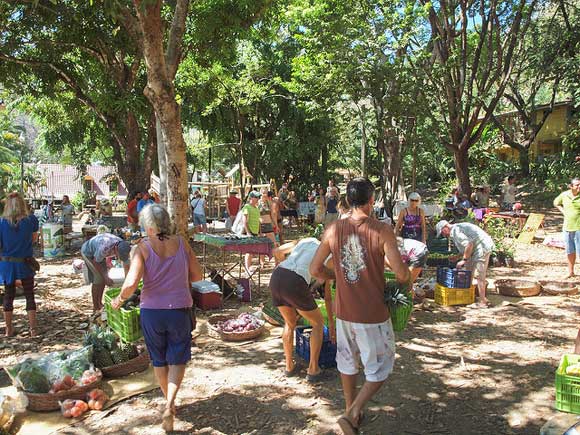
[24,164,127,200]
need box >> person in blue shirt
[81,233,131,313]
[0,192,40,337]
[137,191,155,213]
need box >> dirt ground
[2,212,580,435]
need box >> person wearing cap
[395,192,426,243]
[436,220,494,307]
[242,191,261,270]
[81,233,131,313]
[225,190,241,230]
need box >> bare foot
[564,274,576,280]
[161,408,174,432]
[5,330,15,338]
[29,328,38,337]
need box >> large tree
[421,0,537,194]
[117,0,271,232]
[287,0,427,213]
[491,3,576,175]
[0,0,156,193]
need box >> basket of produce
[540,281,579,296]
[25,369,102,412]
[495,279,541,297]
[208,313,265,341]
[104,287,142,342]
[5,344,103,412]
[426,251,457,267]
[84,325,149,378]
[384,280,413,332]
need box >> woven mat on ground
[3,366,157,435]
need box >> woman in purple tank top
[112,204,202,432]
[395,192,426,243]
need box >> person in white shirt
[270,238,333,382]
[436,220,495,307]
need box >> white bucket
[42,223,65,258]
[108,267,126,286]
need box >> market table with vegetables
[194,233,273,293]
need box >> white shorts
[336,318,396,382]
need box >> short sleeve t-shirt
[279,238,320,283]
[191,198,206,216]
[502,184,517,204]
[399,239,428,264]
[81,233,122,263]
[226,196,241,216]
[450,223,494,261]
[554,191,580,232]
[242,204,260,235]
[137,199,154,213]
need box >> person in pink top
[112,204,202,432]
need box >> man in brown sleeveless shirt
[310,178,409,435]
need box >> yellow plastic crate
[434,283,475,306]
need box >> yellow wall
[495,104,569,161]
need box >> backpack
[231,209,245,235]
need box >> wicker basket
[25,377,102,412]
[540,281,580,296]
[495,279,541,297]
[208,314,265,342]
[101,350,150,378]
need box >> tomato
[63,410,72,418]
[77,401,89,412]
[63,375,75,387]
[93,400,104,410]
[71,407,83,418]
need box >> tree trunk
[518,145,530,177]
[134,0,189,235]
[113,111,155,195]
[453,147,471,196]
[377,133,403,218]
[155,115,168,206]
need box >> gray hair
[139,204,174,240]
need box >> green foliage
[72,191,96,210]
[485,218,517,260]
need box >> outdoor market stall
[194,233,273,297]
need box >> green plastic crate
[556,354,580,414]
[104,288,142,343]
[303,286,336,327]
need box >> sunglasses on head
[410,199,419,202]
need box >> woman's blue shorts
[140,308,193,367]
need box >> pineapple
[84,325,117,368]
[110,342,138,364]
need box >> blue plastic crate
[295,325,336,368]
[437,267,472,288]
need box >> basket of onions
[208,313,265,342]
